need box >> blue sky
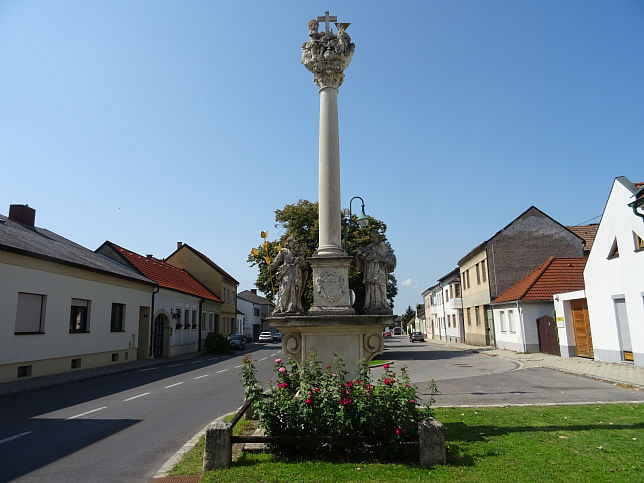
[1,1,642,314]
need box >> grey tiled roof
[0,214,153,285]
[238,289,273,306]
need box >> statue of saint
[270,236,309,314]
[356,231,396,314]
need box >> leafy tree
[401,305,415,333]
[248,199,397,314]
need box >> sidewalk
[426,338,644,390]
[0,352,206,397]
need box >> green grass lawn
[170,404,644,482]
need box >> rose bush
[240,352,437,459]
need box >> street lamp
[343,196,370,252]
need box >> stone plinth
[309,253,354,315]
[269,314,393,376]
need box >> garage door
[571,299,594,359]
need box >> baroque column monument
[269,12,394,375]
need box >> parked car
[258,331,273,343]
[272,331,283,342]
[409,331,425,342]
[385,331,392,337]
[229,333,246,350]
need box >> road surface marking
[168,364,184,367]
[234,365,241,368]
[0,431,33,444]
[259,357,267,361]
[123,392,150,401]
[67,407,107,420]
[138,367,159,371]
[190,360,203,364]
[194,374,209,379]
[164,382,184,389]
[208,357,219,361]
[271,353,277,356]
[216,369,228,373]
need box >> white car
[258,331,273,343]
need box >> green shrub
[204,332,229,353]
[240,353,436,460]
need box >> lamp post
[343,196,369,253]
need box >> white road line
[208,357,219,361]
[194,375,209,379]
[259,357,267,361]
[0,431,33,445]
[168,364,184,367]
[123,392,150,401]
[190,360,203,364]
[216,369,228,374]
[271,353,277,356]
[234,365,241,368]
[67,407,107,420]
[138,367,159,371]
[164,382,184,389]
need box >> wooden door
[571,299,594,358]
[537,315,560,356]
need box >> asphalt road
[0,343,282,483]
[376,335,644,407]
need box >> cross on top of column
[317,11,337,33]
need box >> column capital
[302,19,355,89]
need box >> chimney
[146,254,153,259]
[177,242,183,250]
[251,289,257,295]
[9,204,36,227]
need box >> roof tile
[493,257,586,303]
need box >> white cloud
[401,278,414,287]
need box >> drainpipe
[517,300,527,353]
[198,299,203,352]
[149,283,160,358]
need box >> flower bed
[241,353,437,460]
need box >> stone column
[302,18,356,314]
[317,85,342,255]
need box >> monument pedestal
[269,314,393,376]
[308,253,354,315]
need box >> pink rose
[275,358,282,364]
[383,364,390,369]
[395,427,402,436]
[305,398,312,405]
[278,367,286,373]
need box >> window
[455,283,461,297]
[254,307,260,317]
[445,289,449,302]
[15,292,46,333]
[467,307,472,326]
[475,306,481,326]
[69,299,90,333]
[499,310,507,332]
[201,313,207,330]
[634,232,644,251]
[476,263,481,284]
[110,303,125,332]
[192,310,197,328]
[209,313,214,331]
[481,260,487,282]
[608,238,619,259]
[184,309,189,329]
[466,270,471,289]
[508,309,515,333]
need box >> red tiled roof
[566,224,599,252]
[109,243,222,302]
[493,257,586,303]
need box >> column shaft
[317,86,343,255]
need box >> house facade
[237,289,273,341]
[491,257,586,353]
[165,243,239,337]
[97,242,221,357]
[459,206,584,346]
[1,205,155,383]
[583,177,644,366]
[422,284,439,339]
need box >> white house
[237,289,273,341]
[0,205,155,383]
[422,269,463,342]
[583,176,644,366]
[492,257,586,353]
[97,241,221,357]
